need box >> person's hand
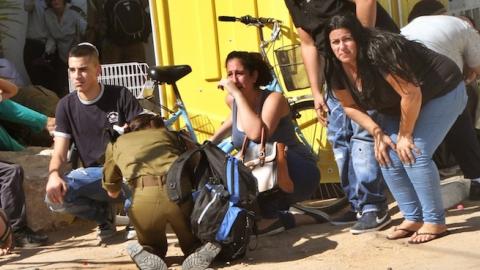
[46,117,56,135]
[107,190,120,198]
[217,78,240,96]
[374,132,396,167]
[46,174,68,204]
[314,95,329,126]
[396,135,421,165]
[464,70,477,85]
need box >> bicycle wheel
[290,100,348,214]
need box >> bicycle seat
[148,65,192,84]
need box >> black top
[284,0,399,53]
[331,45,463,115]
[55,85,143,167]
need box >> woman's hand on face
[218,78,240,96]
[396,135,420,165]
[374,132,396,167]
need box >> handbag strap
[239,126,267,166]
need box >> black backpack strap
[166,146,202,203]
[202,141,229,186]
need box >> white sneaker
[125,225,137,240]
[182,242,222,270]
[127,241,167,270]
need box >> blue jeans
[45,167,122,225]
[258,145,320,229]
[326,97,387,213]
[377,82,467,224]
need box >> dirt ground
[1,199,479,270]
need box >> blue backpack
[166,142,258,261]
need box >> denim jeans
[45,167,122,225]
[257,144,320,229]
[377,82,467,225]
[326,97,387,213]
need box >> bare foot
[408,223,449,244]
[387,220,423,240]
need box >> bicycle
[218,15,347,213]
[93,62,200,143]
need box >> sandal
[292,204,331,224]
[256,219,285,237]
[408,230,450,244]
[386,226,416,240]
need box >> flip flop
[386,226,416,240]
[408,230,450,244]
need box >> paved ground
[1,198,479,270]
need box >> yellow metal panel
[378,0,401,26]
[153,1,401,136]
[151,1,400,181]
[194,0,221,81]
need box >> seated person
[0,78,55,151]
[0,162,48,250]
[45,42,143,241]
[210,51,327,236]
[102,113,201,270]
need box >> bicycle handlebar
[218,15,281,26]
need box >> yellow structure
[148,0,448,183]
[150,1,299,141]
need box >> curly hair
[225,51,273,87]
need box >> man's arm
[352,0,377,27]
[102,143,123,198]
[46,137,70,204]
[297,27,328,125]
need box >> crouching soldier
[103,113,217,270]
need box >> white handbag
[238,126,293,193]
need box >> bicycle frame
[152,81,198,143]
[254,18,316,152]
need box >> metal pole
[148,0,161,66]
